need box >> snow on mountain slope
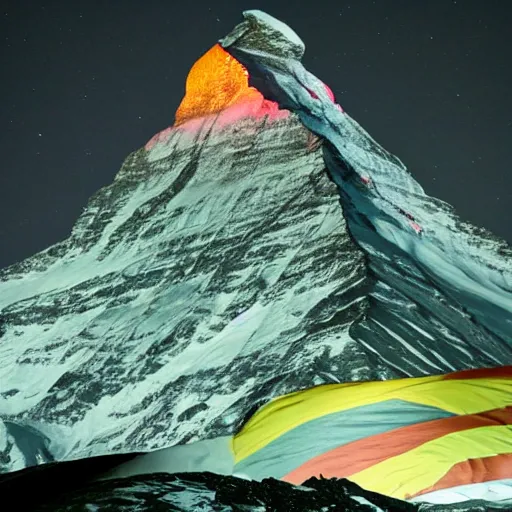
[224,10,512,373]
[0,89,372,472]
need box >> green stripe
[234,399,454,480]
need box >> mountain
[0,9,511,511]
[4,468,508,512]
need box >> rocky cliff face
[224,10,512,373]
[0,97,377,470]
[2,463,510,512]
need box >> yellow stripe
[349,425,512,500]
[233,376,512,462]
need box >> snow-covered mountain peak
[0,10,511,510]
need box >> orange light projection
[174,44,262,126]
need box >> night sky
[1,0,511,270]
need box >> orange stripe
[414,453,512,498]
[283,407,512,485]
[443,366,512,381]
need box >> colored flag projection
[172,42,338,128]
[174,43,262,126]
[232,366,512,500]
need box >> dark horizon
[1,0,511,269]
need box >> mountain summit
[0,9,511,511]
[173,43,280,127]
